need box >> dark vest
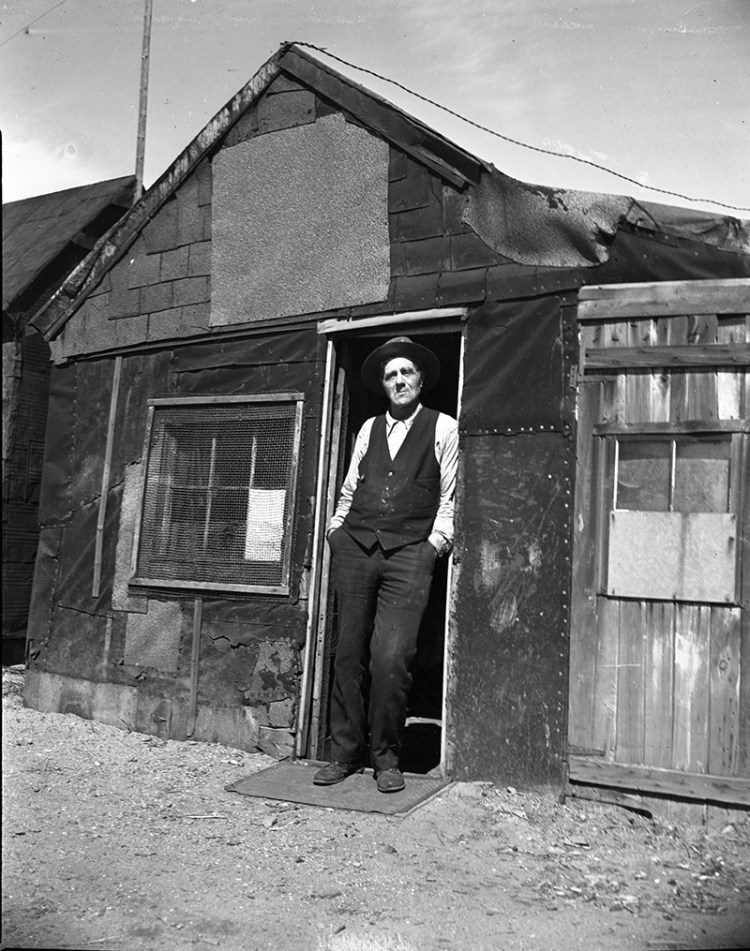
[343,407,441,551]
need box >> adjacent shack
[2,178,135,661]
[25,44,750,812]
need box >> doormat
[225,761,452,815]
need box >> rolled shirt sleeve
[429,414,459,554]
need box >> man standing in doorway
[314,337,458,793]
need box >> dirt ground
[2,667,749,951]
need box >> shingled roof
[2,176,136,313]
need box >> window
[615,436,731,514]
[132,395,304,594]
[605,434,737,604]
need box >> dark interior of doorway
[321,328,460,775]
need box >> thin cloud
[542,138,611,166]
[2,138,126,201]
[554,20,595,30]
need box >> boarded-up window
[607,435,736,604]
[132,396,303,594]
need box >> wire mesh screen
[135,401,301,592]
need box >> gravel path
[3,667,749,951]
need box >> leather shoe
[313,761,364,786]
[376,767,405,793]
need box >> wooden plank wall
[569,302,749,815]
[580,313,749,425]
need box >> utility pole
[134,0,154,202]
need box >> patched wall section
[124,600,182,671]
[211,113,390,325]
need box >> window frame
[613,433,732,514]
[130,393,305,596]
[596,427,744,605]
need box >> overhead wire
[2,21,745,213]
[290,41,750,214]
[0,0,74,49]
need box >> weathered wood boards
[585,343,750,369]
[569,280,750,805]
[578,279,750,319]
[568,756,750,807]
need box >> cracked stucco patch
[124,600,182,671]
[246,640,298,703]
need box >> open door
[297,318,463,775]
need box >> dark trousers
[328,528,437,771]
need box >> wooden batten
[187,597,203,738]
[92,356,122,598]
[295,340,336,758]
[578,278,750,321]
[593,420,749,435]
[585,343,750,370]
[318,306,467,335]
[569,756,750,808]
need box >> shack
[26,44,750,813]
[2,178,135,661]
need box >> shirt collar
[386,403,422,431]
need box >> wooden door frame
[294,308,467,774]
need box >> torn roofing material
[464,173,632,268]
[625,199,750,254]
[28,43,750,341]
[464,175,750,269]
[2,176,136,310]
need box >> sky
[1,0,749,217]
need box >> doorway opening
[315,327,461,775]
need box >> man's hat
[361,336,441,394]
